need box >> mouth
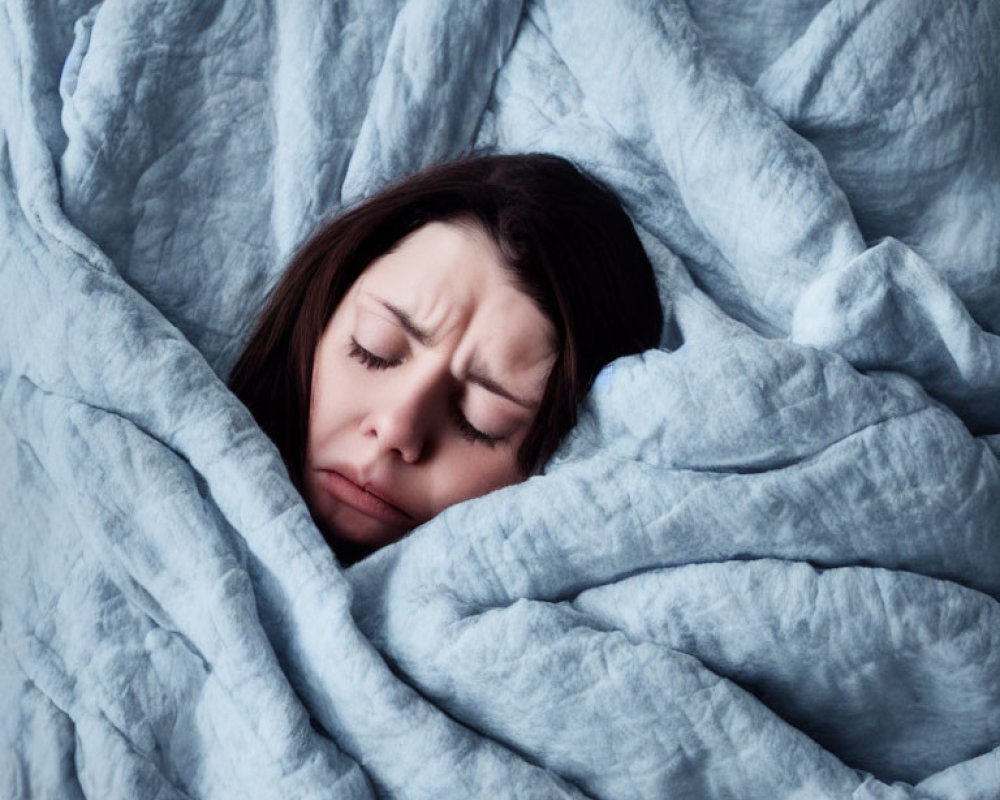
[314,469,413,527]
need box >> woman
[229,154,663,562]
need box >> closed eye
[349,339,402,370]
[351,337,502,446]
[451,404,502,447]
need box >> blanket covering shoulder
[1,1,998,798]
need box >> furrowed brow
[378,301,432,346]
[377,297,537,409]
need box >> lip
[314,468,413,526]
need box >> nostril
[397,446,418,464]
[394,434,428,465]
[364,406,428,464]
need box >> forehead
[356,221,542,328]
[364,220,507,293]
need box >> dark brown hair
[229,153,662,493]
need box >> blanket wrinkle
[535,0,866,332]
[759,0,1000,334]
[570,561,1000,781]
[3,0,1000,797]
[792,238,1000,431]
[682,0,831,86]
[340,0,524,205]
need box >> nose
[361,381,438,464]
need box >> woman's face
[304,221,557,552]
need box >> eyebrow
[379,300,432,345]
[376,299,537,410]
[467,370,536,410]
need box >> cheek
[308,348,359,454]
[425,445,525,515]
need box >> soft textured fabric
[1,1,998,798]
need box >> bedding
[2,0,999,797]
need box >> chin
[308,504,412,564]
[320,524,405,565]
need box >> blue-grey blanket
[2,1,999,798]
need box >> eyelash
[451,405,501,447]
[349,339,502,447]
[349,339,401,369]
